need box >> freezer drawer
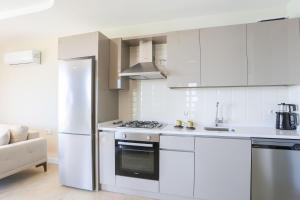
[252,139,300,200]
[59,133,94,190]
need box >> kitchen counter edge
[98,121,300,140]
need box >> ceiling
[0,0,47,11]
[0,0,53,20]
[0,0,293,42]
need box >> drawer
[160,135,195,151]
[116,176,159,193]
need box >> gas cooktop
[118,120,164,129]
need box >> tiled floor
[0,164,152,200]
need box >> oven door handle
[122,148,155,153]
[117,141,153,148]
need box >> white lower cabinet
[194,137,251,200]
[99,131,115,186]
[160,150,194,197]
[98,132,251,200]
[116,176,159,192]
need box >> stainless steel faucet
[215,102,223,127]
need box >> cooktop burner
[118,120,163,129]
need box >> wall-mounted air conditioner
[4,50,41,65]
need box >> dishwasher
[252,138,300,200]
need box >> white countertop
[98,120,300,140]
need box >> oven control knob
[122,134,126,139]
[146,136,151,140]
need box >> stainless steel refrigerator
[58,57,96,191]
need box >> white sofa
[0,124,47,180]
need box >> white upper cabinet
[247,18,300,86]
[167,30,201,88]
[200,24,248,86]
[109,38,129,90]
[58,32,99,59]
[165,18,300,88]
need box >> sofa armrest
[0,138,47,175]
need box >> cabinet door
[194,138,251,200]
[200,24,247,86]
[167,30,201,88]
[99,131,115,186]
[160,150,194,197]
[247,18,300,85]
[58,32,99,59]
[160,135,195,151]
[109,38,129,90]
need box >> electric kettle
[276,103,298,130]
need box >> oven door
[115,140,159,180]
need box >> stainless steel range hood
[120,40,166,80]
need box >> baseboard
[48,157,59,165]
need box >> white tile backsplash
[289,85,300,112]
[119,80,294,127]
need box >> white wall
[287,0,300,18]
[0,37,58,158]
[101,0,299,39]
[103,6,287,38]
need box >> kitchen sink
[204,127,234,132]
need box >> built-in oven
[115,132,159,180]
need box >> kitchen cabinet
[116,175,159,193]
[194,137,251,200]
[247,18,300,86]
[58,32,99,59]
[160,150,194,197]
[160,135,194,151]
[58,32,118,124]
[200,24,247,86]
[99,131,115,186]
[167,30,201,88]
[109,38,129,90]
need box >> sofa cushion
[27,131,39,140]
[0,127,10,146]
[9,126,29,143]
[0,124,29,144]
